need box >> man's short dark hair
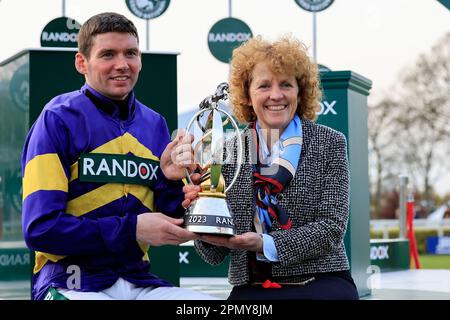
[78,12,139,58]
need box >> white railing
[370,219,450,238]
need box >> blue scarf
[253,115,302,232]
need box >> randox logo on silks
[79,153,160,187]
[125,0,171,20]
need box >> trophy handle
[216,107,242,193]
[184,106,243,193]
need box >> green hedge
[370,228,450,254]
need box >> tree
[368,32,450,217]
[396,32,450,212]
[368,97,403,218]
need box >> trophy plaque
[184,83,243,236]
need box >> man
[21,12,214,300]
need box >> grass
[417,254,450,269]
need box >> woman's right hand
[200,232,264,253]
[182,183,201,209]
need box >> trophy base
[184,197,236,236]
[186,225,235,236]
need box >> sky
[0,0,449,192]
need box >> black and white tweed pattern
[194,118,351,286]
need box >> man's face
[75,32,141,100]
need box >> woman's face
[248,62,299,134]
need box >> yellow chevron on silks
[34,251,66,274]
[66,184,125,216]
[128,184,155,211]
[23,153,68,201]
[70,133,159,182]
[123,132,160,161]
[66,183,154,217]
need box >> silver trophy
[184,83,243,236]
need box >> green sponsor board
[40,17,81,48]
[79,153,160,187]
[370,239,410,272]
[125,0,171,20]
[0,244,30,281]
[148,245,179,286]
[207,18,252,63]
[179,244,229,277]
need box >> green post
[0,49,180,289]
[317,71,372,297]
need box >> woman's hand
[182,183,201,209]
[200,232,263,253]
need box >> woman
[183,35,358,300]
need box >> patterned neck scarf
[253,115,302,232]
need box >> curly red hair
[229,35,321,123]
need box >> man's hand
[200,232,263,253]
[160,129,196,180]
[136,212,199,246]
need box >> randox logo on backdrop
[0,253,30,266]
[125,0,171,20]
[294,0,334,12]
[370,245,389,260]
[317,100,337,115]
[40,16,81,48]
[79,153,160,187]
[208,17,253,63]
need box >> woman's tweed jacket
[195,118,351,286]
